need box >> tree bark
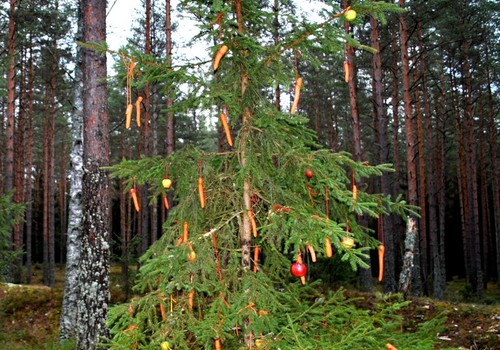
[60,0,84,339]
[5,0,16,196]
[76,0,110,348]
[397,0,421,296]
[165,0,175,155]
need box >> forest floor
[0,265,499,350]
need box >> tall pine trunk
[76,0,110,348]
[398,0,421,296]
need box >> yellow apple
[345,9,357,22]
[187,249,197,262]
[162,178,172,189]
[160,341,170,350]
[341,237,355,249]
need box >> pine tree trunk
[370,14,392,292]
[166,0,175,155]
[485,45,500,285]
[5,0,16,195]
[25,45,35,284]
[13,52,26,284]
[462,42,483,297]
[76,0,110,348]
[478,96,490,283]
[398,0,421,296]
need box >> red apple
[305,169,313,179]
[290,262,307,277]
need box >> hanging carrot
[163,195,170,210]
[386,343,398,350]
[253,246,260,273]
[188,290,195,309]
[306,244,317,262]
[290,77,303,115]
[214,338,222,350]
[125,103,133,129]
[219,113,233,146]
[378,244,385,282]
[183,221,189,242]
[130,188,140,212]
[325,237,333,258]
[198,176,206,208]
[213,44,229,72]
[352,183,358,201]
[248,210,258,238]
[159,301,166,320]
[343,60,350,83]
[135,96,143,127]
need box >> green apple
[345,9,357,22]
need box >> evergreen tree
[106,1,416,348]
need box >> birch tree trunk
[60,1,84,340]
[76,0,110,348]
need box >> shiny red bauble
[305,169,313,179]
[290,262,307,277]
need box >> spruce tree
[106,1,417,349]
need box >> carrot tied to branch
[248,210,258,238]
[325,237,333,258]
[130,188,140,212]
[290,77,303,115]
[306,244,317,262]
[386,343,398,350]
[135,96,143,127]
[343,60,350,83]
[253,246,260,273]
[198,176,206,208]
[378,244,385,282]
[220,113,233,146]
[213,44,228,72]
[125,104,133,129]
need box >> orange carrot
[352,183,358,201]
[188,290,195,309]
[183,221,189,242]
[135,96,143,127]
[125,103,133,129]
[306,244,317,262]
[214,338,222,350]
[164,196,170,209]
[253,246,260,273]
[220,113,233,146]
[213,45,228,72]
[343,60,350,83]
[198,176,206,208]
[290,77,303,115]
[325,237,333,258]
[130,188,140,212]
[378,244,385,282]
[159,301,166,320]
[386,343,398,350]
[248,210,258,238]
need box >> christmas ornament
[345,9,357,22]
[305,169,313,179]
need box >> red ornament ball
[305,169,313,179]
[290,262,307,277]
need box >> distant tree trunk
[25,44,35,284]
[485,46,500,285]
[370,14,393,292]
[59,144,68,264]
[436,71,447,290]
[398,0,421,296]
[273,0,281,111]
[42,64,56,287]
[390,26,404,280]
[5,0,16,196]
[166,0,175,155]
[461,41,483,298]
[76,0,110,348]
[344,0,371,291]
[13,52,26,283]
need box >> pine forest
[0,0,499,349]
